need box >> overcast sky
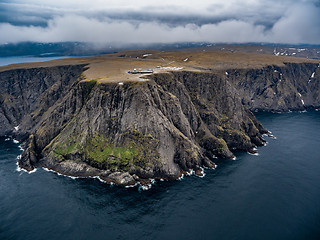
[0,0,319,45]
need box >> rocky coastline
[0,61,319,186]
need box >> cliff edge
[0,50,319,186]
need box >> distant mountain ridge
[1,42,320,59]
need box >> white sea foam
[248,152,259,156]
[197,167,206,178]
[150,178,155,184]
[42,167,80,180]
[13,139,19,144]
[16,161,37,174]
[232,156,237,160]
[138,183,152,191]
[178,174,185,180]
[125,182,139,188]
[267,133,277,139]
[92,176,107,183]
[5,138,10,141]
[160,178,165,181]
[42,167,55,173]
[186,169,195,176]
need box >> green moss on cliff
[52,128,160,172]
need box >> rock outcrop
[226,62,320,112]
[0,62,319,186]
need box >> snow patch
[311,72,315,78]
[301,99,305,105]
[14,126,19,131]
[183,58,189,62]
[160,67,183,71]
[118,82,124,85]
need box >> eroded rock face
[226,63,320,112]
[0,62,318,185]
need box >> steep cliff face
[0,62,318,185]
[0,65,87,136]
[18,75,266,185]
[226,62,320,112]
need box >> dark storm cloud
[0,0,319,44]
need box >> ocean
[0,56,78,67]
[1,111,320,240]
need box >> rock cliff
[0,62,319,185]
[226,62,320,112]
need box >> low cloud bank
[0,1,319,45]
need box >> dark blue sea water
[1,112,320,240]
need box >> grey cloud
[0,0,319,45]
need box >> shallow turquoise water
[1,111,320,240]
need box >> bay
[0,56,79,67]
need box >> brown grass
[1,49,318,83]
